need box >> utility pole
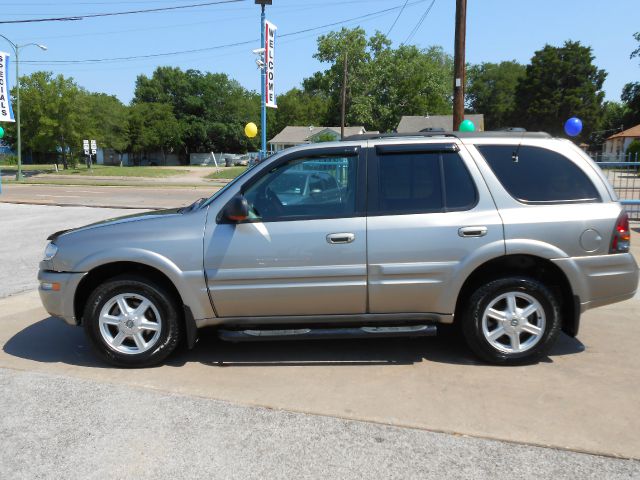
[0,35,47,180]
[340,51,348,140]
[255,0,271,160]
[452,0,467,131]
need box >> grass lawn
[1,164,183,178]
[206,166,248,180]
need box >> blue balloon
[564,117,583,137]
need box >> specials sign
[0,52,15,122]
[265,20,277,109]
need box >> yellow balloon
[245,122,258,138]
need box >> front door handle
[458,226,488,238]
[326,233,355,244]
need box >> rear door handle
[458,226,488,238]
[326,233,355,244]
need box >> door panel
[367,210,502,313]
[205,218,367,317]
[204,149,367,318]
[366,142,504,314]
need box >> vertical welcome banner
[265,20,277,109]
[0,52,15,123]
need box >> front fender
[73,248,214,321]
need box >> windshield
[199,162,263,209]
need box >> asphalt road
[0,183,215,209]
[1,202,640,477]
[0,203,147,298]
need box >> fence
[594,160,640,221]
[591,152,639,163]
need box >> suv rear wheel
[83,275,182,368]
[461,277,561,365]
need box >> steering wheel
[260,186,284,218]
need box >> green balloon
[459,119,475,132]
[0,126,4,139]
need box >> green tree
[133,67,260,157]
[627,139,640,158]
[302,28,452,132]
[367,45,452,132]
[621,83,640,128]
[84,93,129,152]
[631,31,640,63]
[128,102,182,163]
[514,41,606,140]
[466,61,526,129]
[590,101,629,148]
[5,71,87,166]
[271,88,330,136]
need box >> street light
[0,34,47,181]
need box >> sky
[1,0,638,105]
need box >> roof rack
[342,130,552,141]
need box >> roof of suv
[342,131,552,142]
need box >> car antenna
[511,128,526,163]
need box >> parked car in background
[38,131,639,367]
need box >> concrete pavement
[2,367,639,480]
[2,288,640,459]
[2,202,640,476]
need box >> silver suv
[38,132,639,367]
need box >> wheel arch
[74,261,185,326]
[454,254,579,337]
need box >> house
[603,124,640,159]
[396,114,485,133]
[269,126,369,152]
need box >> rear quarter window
[476,145,601,204]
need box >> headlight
[43,242,58,261]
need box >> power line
[402,0,436,45]
[11,0,391,42]
[0,0,244,24]
[23,0,430,65]
[386,0,409,36]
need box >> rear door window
[373,150,477,215]
[476,145,600,204]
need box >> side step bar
[217,325,437,343]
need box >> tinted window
[443,152,477,209]
[243,156,357,221]
[477,145,600,203]
[377,151,477,214]
[379,154,443,213]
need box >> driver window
[243,155,358,221]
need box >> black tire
[461,277,561,365]
[83,275,182,368]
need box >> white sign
[264,20,277,109]
[83,139,89,155]
[0,52,15,123]
[90,139,97,154]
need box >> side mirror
[223,194,250,222]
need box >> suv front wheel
[461,277,561,365]
[83,275,182,367]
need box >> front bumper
[37,270,86,325]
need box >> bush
[627,139,640,158]
[0,154,18,166]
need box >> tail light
[610,211,631,253]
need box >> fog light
[41,282,61,291]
